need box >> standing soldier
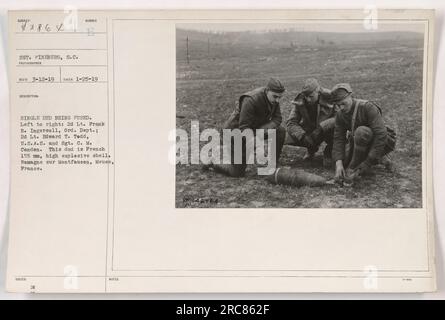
[285,78,337,166]
[330,83,396,184]
[204,78,287,177]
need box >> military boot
[211,163,246,177]
[201,163,213,171]
[380,154,394,172]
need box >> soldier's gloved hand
[307,126,325,148]
[303,135,316,149]
[345,168,360,183]
[345,161,371,184]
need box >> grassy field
[175,28,424,208]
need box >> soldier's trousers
[284,118,335,157]
[212,126,286,177]
[344,126,395,169]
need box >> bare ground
[175,33,423,208]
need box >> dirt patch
[175,32,423,208]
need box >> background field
[175,27,424,208]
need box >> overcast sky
[177,22,425,33]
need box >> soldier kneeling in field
[285,78,337,167]
[330,83,396,184]
[203,78,286,177]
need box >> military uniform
[332,99,389,166]
[285,79,337,160]
[224,87,283,131]
[209,79,286,177]
[331,83,396,181]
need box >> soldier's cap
[330,83,353,103]
[266,78,285,93]
[302,78,320,96]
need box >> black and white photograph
[2,8,439,295]
[175,21,426,208]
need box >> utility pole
[207,38,210,58]
[186,36,190,64]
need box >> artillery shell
[267,167,327,187]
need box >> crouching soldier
[285,78,337,167]
[330,83,396,184]
[204,78,286,177]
